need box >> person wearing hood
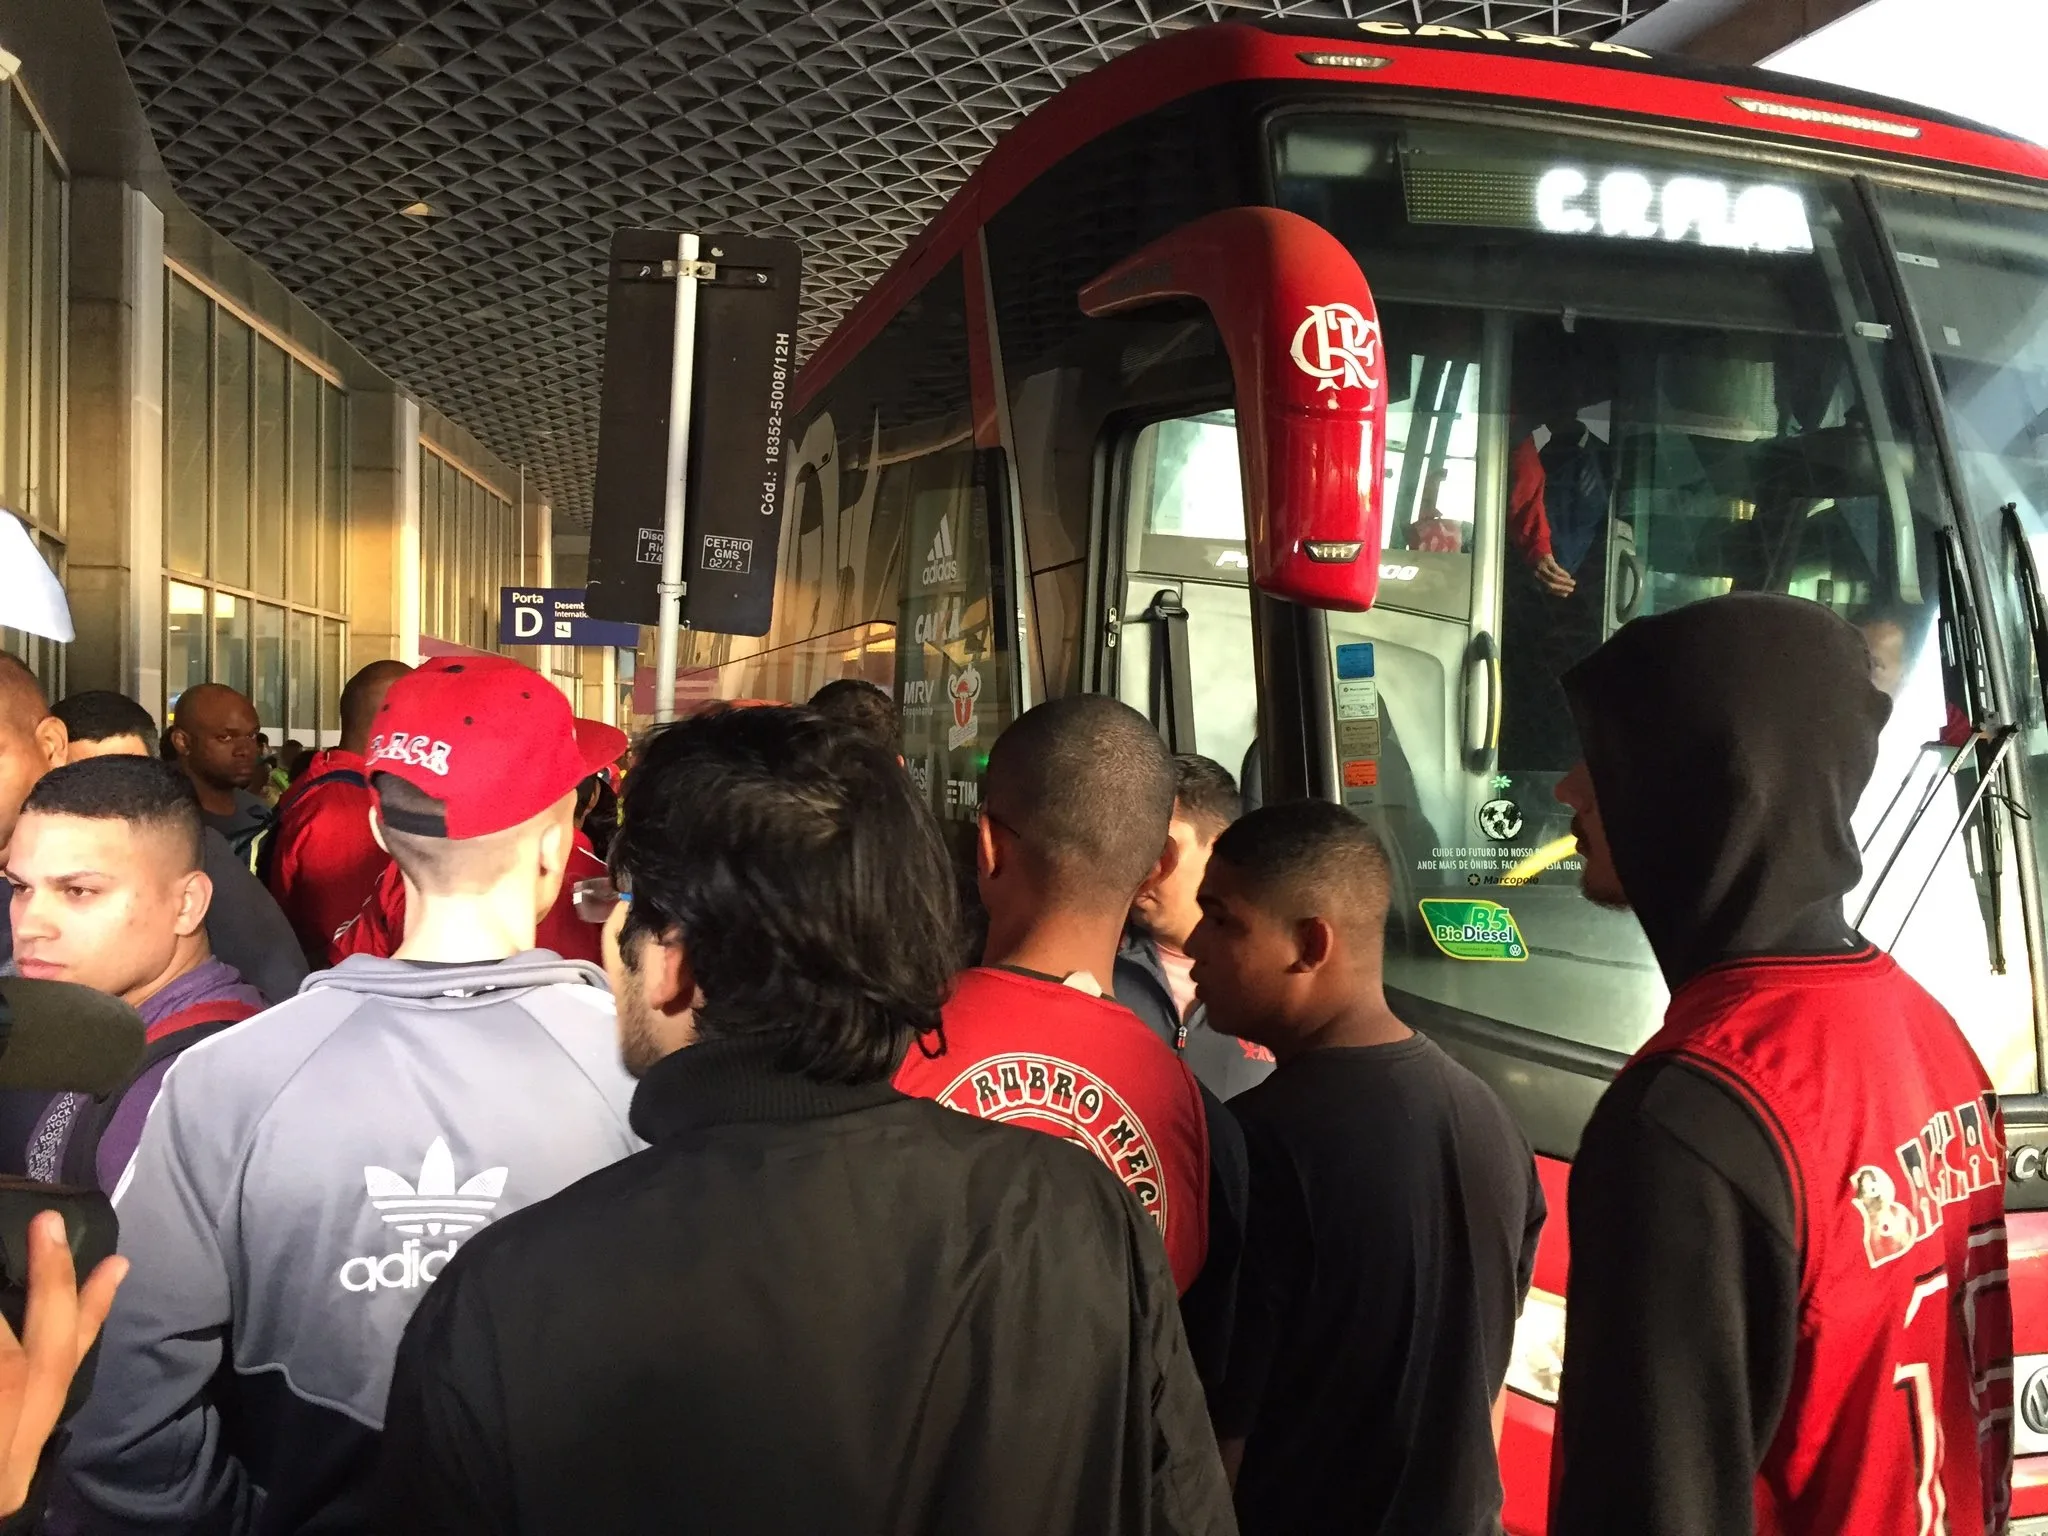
[1548,594,2010,1536]
[60,656,641,1532]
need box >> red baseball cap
[366,656,628,838]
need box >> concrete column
[347,390,419,668]
[63,180,164,714]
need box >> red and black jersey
[1629,947,2010,1536]
[894,966,1211,1291]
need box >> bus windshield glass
[1252,115,2034,1090]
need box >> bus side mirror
[1079,207,1386,612]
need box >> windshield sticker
[1337,676,1378,720]
[1500,835,1581,888]
[1335,642,1375,679]
[1338,716,1381,759]
[1478,798,1524,841]
[1420,899,1528,962]
[1343,758,1378,789]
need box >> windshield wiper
[1855,724,2017,953]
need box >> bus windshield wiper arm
[1854,723,2017,954]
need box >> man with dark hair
[168,683,269,864]
[51,691,158,761]
[52,690,307,1006]
[1548,594,2010,1536]
[807,676,901,756]
[63,655,641,1532]
[266,659,412,965]
[377,704,1232,1535]
[5,757,265,1191]
[0,656,68,971]
[894,697,1242,1393]
[1188,800,1543,1535]
[1118,753,1273,1099]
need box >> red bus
[667,18,2048,1531]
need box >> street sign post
[585,229,802,723]
[498,588,640,649]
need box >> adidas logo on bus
[337,1137,508,1294]
[921,516,960,587]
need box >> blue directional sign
[499,587,641,649]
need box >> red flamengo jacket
[265,749,388,967]
[894,966,1210,1292]
[329,830,606,967]
[1632,948,2010,1536]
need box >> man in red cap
[325,700,614,966]
[63,655,643,1533]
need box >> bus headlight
[1505,1287,1567,1405]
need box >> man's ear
[641,928,698,1018]
[1291,915,1338,974]
[368,805,390,855]
[32,716,66,772]
[1133,831,1182,908]
[976,810,1001,883]
[167,726,189,761]
[175,869,214,938]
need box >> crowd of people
[0,588,2014,1535]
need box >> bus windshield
[1222,115,2038,1089]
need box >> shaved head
[1211,801,1392,937]
[0,654,45,735]
[0,655,65,853]
[983,696,1174,910]
[170,683,260,796]
[340,660,412,753]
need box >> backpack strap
[258,768,368,882]
[61,998,262,1189]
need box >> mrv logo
[338,1136,508,1294]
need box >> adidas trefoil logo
[339,1137,509,1295]
[920,515,959,587]
[364,1137,507,1237]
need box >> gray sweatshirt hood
[304,949,609,1002]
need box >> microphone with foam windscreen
[0,978,147,1093]
[0,978,145,1423]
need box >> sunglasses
[571,878,632,925]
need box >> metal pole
[652,230,702,725]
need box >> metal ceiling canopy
[105,1,1668,529]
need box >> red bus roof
[797,21,2048,407]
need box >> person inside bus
[1549,593,2008,1536]
[1189,799,1543,1536]
[893,696,1248,1410]
[1499,333,1616,773]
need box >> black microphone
[0,977,147,1093]
[0,979,146,1422]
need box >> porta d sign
[499,588,640,649]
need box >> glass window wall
[0,83,69,699]
[418,445,520,655]
[162,272,348,735]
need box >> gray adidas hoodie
[59,951,643,1535]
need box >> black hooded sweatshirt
[1551,593,1892,1536]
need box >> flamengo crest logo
[947,665,982,751]
[1290,303,1380,393]
[338,1137,508,1294]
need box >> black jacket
[1114,929,1273,1101]
[378,1030,1236,1536]
[1551,593,1889,1536]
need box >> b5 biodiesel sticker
[1419,899,1528,962]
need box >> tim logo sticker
[702,535,753,575]
[634,527,664,565]
[1291,303,1381,393]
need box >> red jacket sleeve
[1508,436,1552,566]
